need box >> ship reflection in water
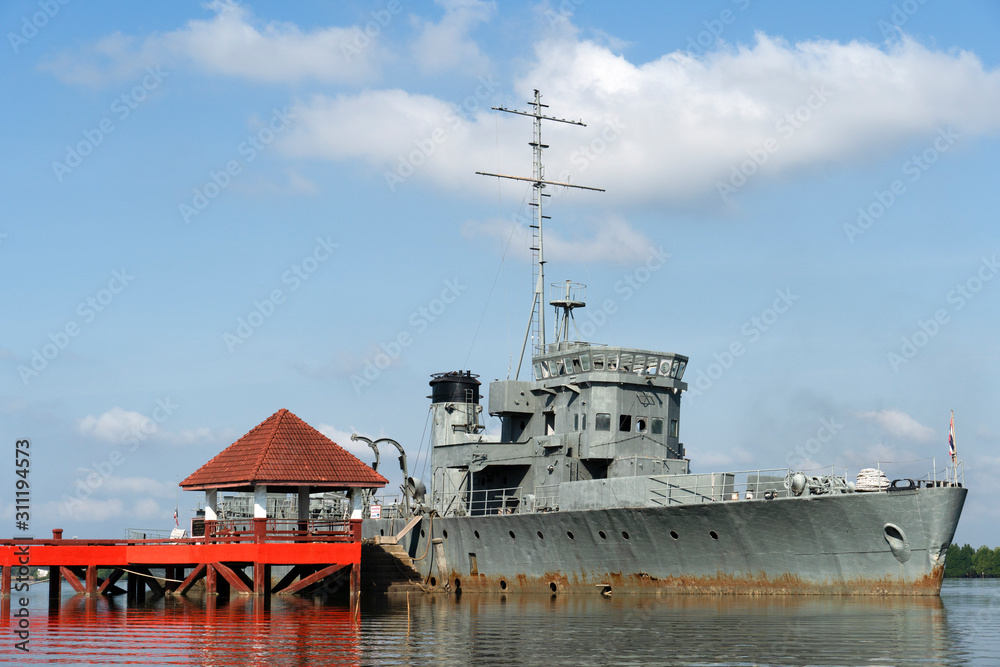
[5,581,999,666]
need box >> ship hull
[363,485,966,595]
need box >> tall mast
[477,90,604,380]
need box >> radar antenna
[477,90,604,380]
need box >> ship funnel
[429,370,481,404]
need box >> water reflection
[21,593,360,666]
[361,592,955,666]
[5,582,998,666]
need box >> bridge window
[596,413,611,431]
[670,418,679,437]
[619,415,632,432]
[573,414,579,431]
[545,412,555,435]
[636,417,647,432]
[581,413,587,430]
[651,418,663,435]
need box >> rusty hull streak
[433,563,946,596]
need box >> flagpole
[950,410,957,486]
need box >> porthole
[474,530,480,539]
[454,578,461,589]
[567,531,575,540]
[537,530,544,539]
[429,576,437,587]
[710,530,719,540]
[599,530,607,540]
[509,530,516,539]
[443,530,448,538]
[379,529,384,536]
[622,531,630,540]
[670,530,679,540]
[421,529,426,537]
[549,582,558,592]
[499,580,508,590]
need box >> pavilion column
[253,485,267,518]
[347,488,358,518]
[297,486,310,541]
[252,485,269,594]
[204,489,218,539]
[253,485,267,543]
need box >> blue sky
[2,0,998,545]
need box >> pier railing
[205,518,357,543]
[2,519,362,550]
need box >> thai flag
[174,507,179,527]
[948,412,956,460]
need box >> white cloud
[281,32,1000,206]
[78,407,230,446]
[857,409,937,443]
[78,407,156,443]
[40,1,387,86]
[316,424,380,461]
[461,214,656,264]
[410,0,495,74]
[100,475,177,499]
[54,497,125,522]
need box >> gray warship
[361,92,967,595]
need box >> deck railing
[364,459,964,518]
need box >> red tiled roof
[180,409,388,491]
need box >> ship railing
[464,486,526,516]
[214,494,352,521]
[124,528,176,540]
[876,457,965,489]
[533,484,560,512]
[365,494,407,519]
[648,468,795,506]
[648,460,965,506]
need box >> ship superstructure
[360,92,966,595]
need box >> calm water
[3,580,999,666]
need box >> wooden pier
[2,518,362,606]
[2,408,387,608]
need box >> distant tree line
[945,544,1000,578]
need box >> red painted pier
[2,518,362,605]
[2,408,387,607]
